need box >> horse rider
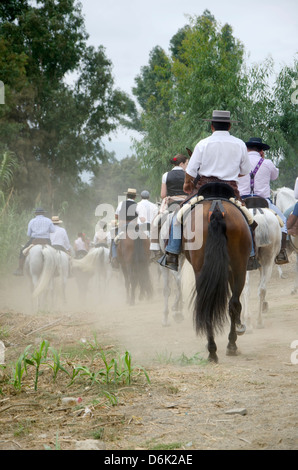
[50,216,71,254]
[286,176,298,237]
[238,137,289,265]
[93,220,111,248]
[13,207,55,276]
[159,109,259,272]
[160,154,189,212]
[137,190,158,236]
[110,188,139,268]
[150,154,188,260]
[74,232,89,259]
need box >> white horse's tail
[32,246,57,298]
[72,247,106,273]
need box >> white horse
[242,208,282,330]
[71,246,111,301]
[272,186,298,293]
[24,244,58,311]
[53,249,70,306]
[152,211,185,327]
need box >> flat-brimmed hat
[203,110,238,123]
[245,137,270,151]
[52,215,63,224]
[124,188,138,195]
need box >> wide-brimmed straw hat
[203,110,238,123]
[124,188,138,195]
[51,215,63,224]
[245,137,270,151]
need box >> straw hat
[124,188,138,195]
[52,216,63,224]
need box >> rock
[75,439,106,450]
[225,408,247,416]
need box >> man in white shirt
[159,110,258,271]
[137,190,158,230]
[238,137,288,265]
[50,216,71,254]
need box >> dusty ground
[0,257,297,451]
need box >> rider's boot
[275,232,289,265]
[158,252,179,272]
[247,221,261,271]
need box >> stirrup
[157,254,178,272]
[246,257,261,271]
[275,249,289,265]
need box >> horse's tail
[32,246,57,298]
[194,206,230,335]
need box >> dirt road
[0,258,297,450]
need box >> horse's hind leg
[227,294,245,356]
[206,326,218,363]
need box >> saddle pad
[22,244,34,256]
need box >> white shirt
[50,225,71,251]
[74,237,88,251]
[294,177,298,199]
[186,131,251,181]
[238,150,279,198]
[137,199,158,224]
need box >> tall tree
[0,0,138,210]
[133,10,246,191]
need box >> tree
[0,0,138,211]
[132,10,246,191]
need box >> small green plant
[29,339,50,391]
[13,340,70,390]
[48,347,69,382]
[13,344,32,390]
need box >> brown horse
[117,225,153,305]
[182,183,252,362]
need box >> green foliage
[0,0,137,211]
[12,339,150,391]
[132,9,298,190]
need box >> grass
[154,350,207,366]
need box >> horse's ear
[186,148,192,157]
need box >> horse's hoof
[172,313,184,324]
[236,323,246,336]
[256,322,264,329]
[162,321,170,327]
[208,354,218,363]
[226,347,239,356]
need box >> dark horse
[182,183,252,362]
[117,225,153,305]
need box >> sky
[78,0,298,159]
